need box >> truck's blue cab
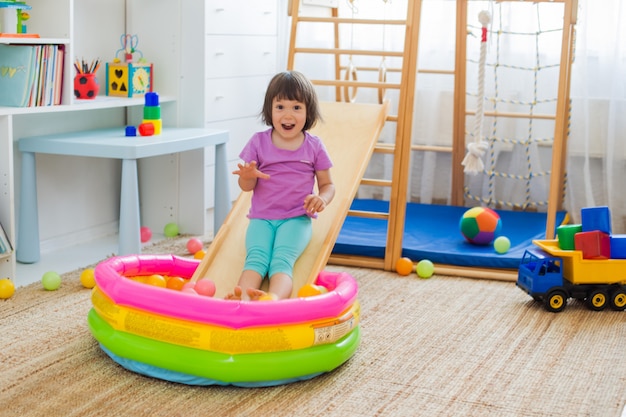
[517,248,564,299]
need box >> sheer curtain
[293,0,626,233]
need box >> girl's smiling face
[271,97,307,142]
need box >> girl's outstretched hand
[233,161,270,180]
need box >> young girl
[226,71,335,301]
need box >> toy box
[105,62,153,98]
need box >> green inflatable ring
[88,309,360,385]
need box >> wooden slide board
[192,101,389,298]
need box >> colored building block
[125,126,137,137]
[105,62,153,98]
[556,224,582,250]
[143,118,162,135]
[581,206,611,234]
[144,92,159,106]
[574,230,611,259]
[138,122,154,136]
[610,234,626,259]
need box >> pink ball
[194,278,216,297]
[186,238,203,254]
[140,226,152,243]
[182,281,196,291]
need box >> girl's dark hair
[261,71,321,131]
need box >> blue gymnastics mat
[333,199,568,269]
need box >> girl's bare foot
[247,288,278,301]
[225,286,243,300]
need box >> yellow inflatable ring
[91,286,360,354]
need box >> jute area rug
[2,237,626,417]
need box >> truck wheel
[609,288,626,311]
[545,290,567,312]
[586,289,607,311]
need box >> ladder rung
[295,16,407,26]
[466,110,557,120]
[412,144,453,153]
[361,178,392,187]
[346,210,390,220]
[294,47,404,58]
[374,143,395,154]
[312,80,401,89]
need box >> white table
[17,127,230,263]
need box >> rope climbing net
[463,1,570,212]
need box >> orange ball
[395,257,414,276]
[166,276,186,291]
[194,249,206,259]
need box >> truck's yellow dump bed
[533,239,626,285]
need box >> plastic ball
[164,222,179,237]
[0,278,15,299]
[194,249,206,260]
[416,260,435,279]
[186,238,203,254]
[298,284,329,298]
[80,269,96,289]
[166,276,186,291]
[195,278,216,297]
[42,271,61,291]
[494,236,511,254]
[146,274,167,288]
[459,207,502,245]
[140,226,152,243]
[395,257,414,276]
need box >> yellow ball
[297,284,328,298]
[80,269,96,289]
[146,274,167,288]
[416,260,435,279]
[494,236,511,254]
[0,278,15,299]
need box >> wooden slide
[192,101,389,298]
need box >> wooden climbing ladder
[287,0,422,272]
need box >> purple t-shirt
[239,128,333,220]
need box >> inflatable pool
[88,254,361,387]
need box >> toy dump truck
[517,239,626,312]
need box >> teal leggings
[244,216,312,279]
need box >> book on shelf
[0,221,12,255]
[0,43,65,107]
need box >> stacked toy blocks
[124,92,162,137]
[557,206,626,259]
[141,92,162,135]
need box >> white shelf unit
[0,0,98,281]
[1,0,284,284]
[0,0,172,282]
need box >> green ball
[164,222,179,237]
[42,271,61,291]
[494,236,511,254]
[416,259,434,279]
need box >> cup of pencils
[74,58,100,100]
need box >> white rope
[462,10,491,175]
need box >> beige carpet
[2,237,626,417]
